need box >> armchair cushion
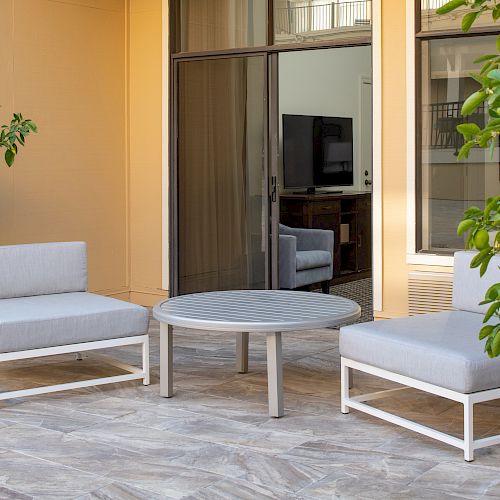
[340,310,499,393]
[0,242,87,299]
[296,250,331,271]
[0,292,149,353]
[452,251,500,314]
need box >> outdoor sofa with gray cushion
[340,251,500,461]
[0,242,150,401]
[279,223,334,293]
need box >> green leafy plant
[0,113,38,167]
[437,0,500,357]
[457,198,500,356]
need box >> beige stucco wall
[0,0,166,305]
[129,0,166,305]
[378,0,410,318]
[0,0,129,298]
[376,0,454,319]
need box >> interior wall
[129,0,167,305]
[278,46,372,192]
[0,0,129,297]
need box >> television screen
[283,114,353,189]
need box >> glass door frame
[168,0,373,297]
[170,51,274,296]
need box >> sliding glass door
[175,54,271,295]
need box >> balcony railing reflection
[275,1,371,36]
[426,101,486,153]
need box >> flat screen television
[282,114,353,192]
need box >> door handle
[271,176,277,203]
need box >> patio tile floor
[0,315,499,499]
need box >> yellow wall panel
[129,0,166,304]
[0,0,128,295]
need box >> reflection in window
[178,0,267,53]
[419,36,500,253]
[420,0,496,32]
[274,0,371,45]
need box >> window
[416,10,500,255]
[175,0,268,53]
[274,0,372,45]
[420,0,497,33]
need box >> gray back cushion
[453,251,499,314]
[0,242,87,299]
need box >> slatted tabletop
[153,290,361,332]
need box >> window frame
[407,0,499,266]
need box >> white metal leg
[236,332,249,374]
[464,398,474,462]
[341,357,500,461]
[160,323,173,397]
[341,357,350,414]
[266,332,284,417]
[0,335,149,401]
[142,335,150,386]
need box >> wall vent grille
[408,271,454,315]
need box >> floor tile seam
[403,479,492,500]
[0,447,114,483]
[193,472,321,499]
[66,419,304,459]
[0,481,34,500]
[79,480,177,500]
[168,448,332,493]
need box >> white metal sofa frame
[340,251,500,461]
[0,242,150,401]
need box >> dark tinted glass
[177,56,267,293]
[178,0,267,52]
[418,36,500,253]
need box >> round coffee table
[153,290,360,417]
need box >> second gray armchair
[279,224,334,293]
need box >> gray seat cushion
[296,250,331,271]
[0,292,149,353]
[340,311,500,393]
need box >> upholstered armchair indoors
[279,224,334,293]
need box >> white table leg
[160,323,173,397]
[464,398,474,462]
[236,332,249,374]
[267,332,284,417]
[341,358,350,414]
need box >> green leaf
[457,140,476,160]
[436,0,466,15]
[493,5,500,21]
[492,331,500,357]
[462,91,488,115]
[484,301,500,323]
[5,149,15,167]
[464,206,483,218]
[457,219,476,235]
[474,54,498,64]
[479,324,494,340]
[487,69,500,81]
[462,11,481,32]
[471,247,491,268]
[457,122,481,139]
[480,254,492,276]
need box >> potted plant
[437,0,500,357]
[0,113,38,167]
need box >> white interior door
[360,77,373,191]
